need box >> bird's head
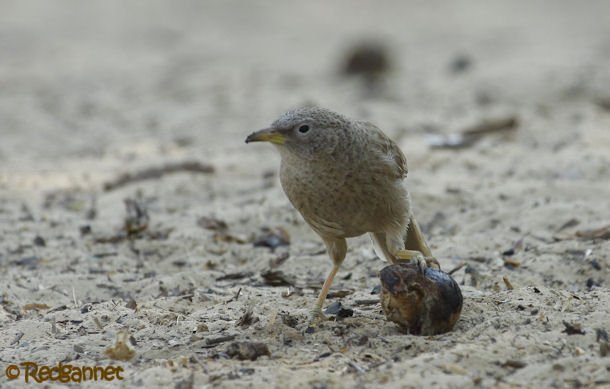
[245,107,349,160]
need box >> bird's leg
[309,264,340,325]
[400,215,441,270]
[309,237,347,327]
[405,216,432,257]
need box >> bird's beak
[245,128,286,145]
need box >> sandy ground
[1,1,610,388]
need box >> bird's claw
[395,250,440,273]
[425,256,441,270]
[412,253,427,273]
[307,306,327,329]
[413,255,441,273]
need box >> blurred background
[1,3,609,387]
[1,0,609,190]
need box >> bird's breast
[279,160,409,238]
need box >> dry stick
[93,317,104,331]
[503,276,514,290]
[202,334,237,348]
[225,288,242,303]
[347,360,367,373]
[448,262,467,275]
[72,286,78,308]
[354,299,379,306]
[462,116,518,137]
[104,161,215,191]
[429,115,519,149]
[459,116,519,147]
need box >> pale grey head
[245,107,352,160]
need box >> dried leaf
[105,331,135,361]
[212,232,249,244]
[125,299,137,310]
[260,270,295,287]
[562,321,585,335]
[503,258,521,268]
[23,303,50,311]
[236,307,259,328]
[226,342,270,361]
[576,226,610,240]
[197,216,228,231]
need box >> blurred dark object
[449,53,473,74]
[253,227,290,250]
[341,41,391,81]
[594,96,610,111]
[33,236,46,247]
[12,256,41,270]
[226,342,270,361]
[323,301,354,319]
[197,216,228,231]
[124,198,150,236]
[562,321,585,335]
[596,329,609,357]
[379,262,463,335]
[260,269,295,287]
[92,197,172,243]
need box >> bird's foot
[425,256,441,270]
[308,306,327,326]
[395,249,440,273]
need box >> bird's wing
[361,122,408,179]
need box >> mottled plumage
[245,106,434,325]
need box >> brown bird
[245,107,438,325]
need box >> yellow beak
[245,128,286,145]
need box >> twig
[226,288,242,303]
[72,287,78,308]
[462,116,518,136]
[354,299,379,306]
[427,115,518,149]
[448,262,467,275]
[202,334,236,348]
[347,360,367,373]
[503,276,514,290]
[104,161,214,191]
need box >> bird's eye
[298,125,310,134]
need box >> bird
[245,106,438,326]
